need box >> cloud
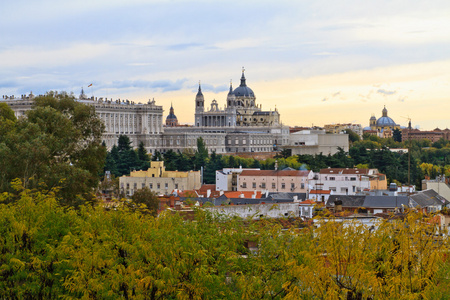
[398,97,406,102]
[166,43,206,51]
[313,51,338,56]
[332,91,341,97]
[321,97,328,102]
[193,83,228,94]
[126,62,154,67]
[110,79,187,92]
[377,89,396,96]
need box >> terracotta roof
[320,168,370,175]
[300,199,316,205]
[177,190,199,198]
[223,191,262,199]
[240,170,311,177]
[310,190,331,194]
[198,184,216,192]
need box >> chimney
[335,199,343,212]
[207,189,211,198]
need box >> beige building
[238,169,314,194]
[119,161,201,196]
[324,123,363,137]
[284,129,349,156]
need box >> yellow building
[119,161,201,196]
[369,106,400,138]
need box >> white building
[204,202,300,219]
[285,129,349,156]
[216,167,261,192]
[309,168,388,195]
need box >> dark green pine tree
[194,137,208,171]
[136,141,150,170]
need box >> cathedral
[369,106,400,138]
[3,70,289,154]
[194,69,280,128]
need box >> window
[134,183,137,189]
[330,187,336,191]
[157,183,160,189]
[165,183,168,188]
[350,177,356,181]
[282,183,285,189]
[149,183,153,189]
[175,183,178,189]
[261,183,266,188]
[272,183,276,189]
[301,183,305,189]
[242,182,247,188]
[329,177,335,181]
[142,183,145,188]
[291,183,295,189]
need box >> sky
[1,0,450,130]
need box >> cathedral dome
[165,103,178,126]
[376,116,397,126]
[376,106,397,126]
[233,71,255,98]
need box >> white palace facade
[2,71,289,154]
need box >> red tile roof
[177,190,199,198]
[300,199,316,205]
[240,170,311,177]
[198,184,216,192]
[310,190,331,194]
[223,191,263,199]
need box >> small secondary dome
[165,103,178,126]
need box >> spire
[240,67,246,87]
[197,81,203,96]
[228,79,233,94]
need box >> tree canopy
[0,187,448,299]
[0,92,106,206]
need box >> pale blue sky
[1,0,450,129]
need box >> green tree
[345,128,361,144]
[393,128,402,142]
[194,137,208,171]
[130,187,159,216]
[136,141,150,170]
[0,92,106,206]
[163,149,178,171]
[0,103,16,122]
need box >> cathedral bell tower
[195,82,204,113]
[226,80,236,109]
